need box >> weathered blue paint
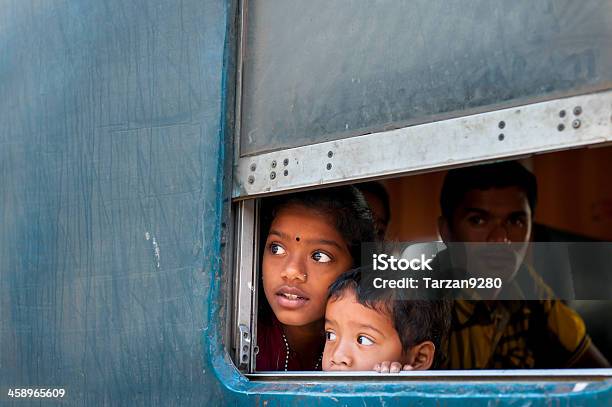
[1,1,611,405]
[1,0,231,405]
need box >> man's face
[440,187,532,282]
[445,187,532,243]
[322,291,405,371]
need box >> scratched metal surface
[1,0,611,405]
[239,0,612,156]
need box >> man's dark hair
[263,185,375,263]
[440,161,538,221]
[327,268,451,368]
[356,181,391,226]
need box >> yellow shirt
[444,294,590,369]
[430,252,591,369]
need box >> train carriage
[2,0,612,405]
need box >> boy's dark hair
[263,185,375,263]
[327,268,451,368]
[440,161,538,221]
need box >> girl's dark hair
[261,185,375,263]
[328,268,451,368]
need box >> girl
[256,186,375,371]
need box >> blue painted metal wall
[0,0,231,404]
[1,1,611,405]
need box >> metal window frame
[230,141,612,377]
[230,0,612,378]
[232,0,612,199]
[247,369,612,381]
[232,200,259,372]
[232,0,248,165]
[233,89,612,199]
[230,0,257,373]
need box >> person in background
[435,161,610,369]
[357,181,391,241]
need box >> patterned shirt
[443,276,590,369]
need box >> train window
[231,146,612,377]
[236,0,611,157]
[229,0,612,379]
[232,0,611,200]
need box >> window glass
[240,0,612,156]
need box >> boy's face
[322,290,405,371]
[262,205,353,327]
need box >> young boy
[322,268,451,372]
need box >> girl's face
[262,205,353,327]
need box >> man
[437,161,609,369]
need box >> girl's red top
[255,313,323,371]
